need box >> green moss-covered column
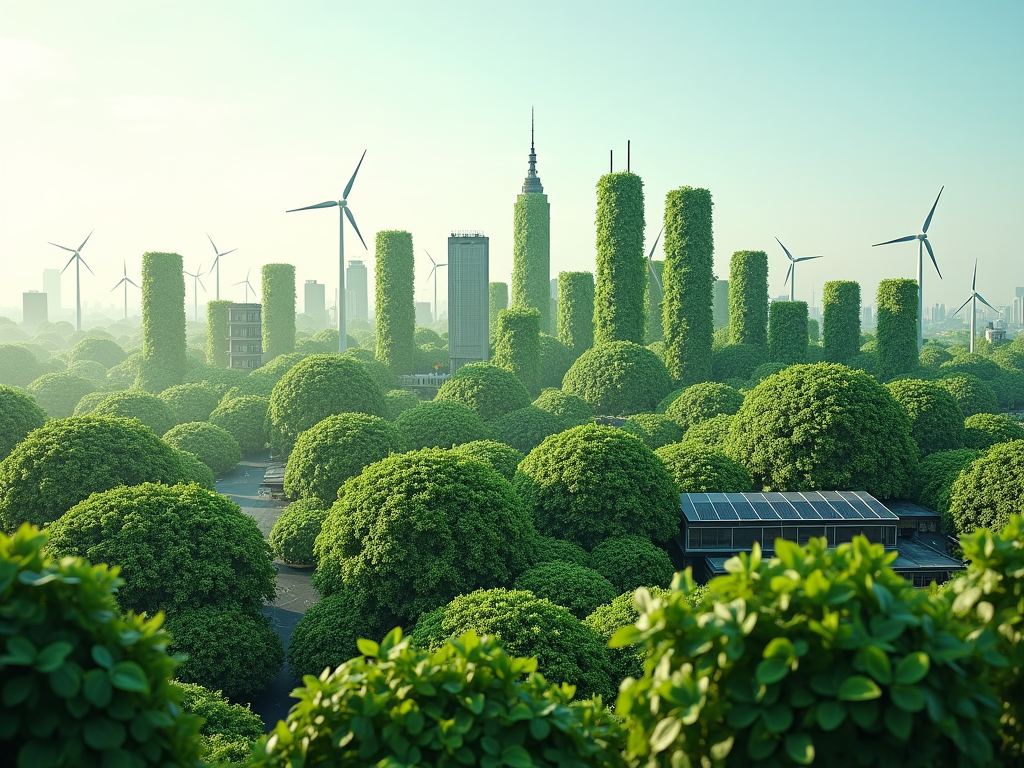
[646,260,664,344]
[877,278,918,381]
[494,307,541,396]
[557,271,594,359]
[594,172,645,345]
[768,300,809,364]
[822,280,861,364]
[728,251,769,348]
[261,263,295,362]
[139,252,186,392]
[205,299,231,368]
[663,187,714,385]
[374,231,416,375]
[512,194,550,333]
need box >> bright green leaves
[109,661,149,694]
[894,652,930,686]
[837,675,882,702]
[784,733,815,765]
[855,645,893,685]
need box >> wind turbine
[49,229,95,331]
[184,263,207,322]
[775,238,823,302]
[110,260,140,319]
[287,150,368,352]
[872,187,944,352]
[646,226,666,299]
[233,268,257,303]
[953,260,999,354]
[207,234,237,300]
[423,251,447,323]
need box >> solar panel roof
[680,491,900,524]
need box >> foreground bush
[173,681,264,763]
[252,629,622,767]
[269,498,329,566]
[162,421,241,476]
[584,587,674,690]
[614,538,1001,768]
[0,385,46,461]
[209,394,269,455]
[948,440,1024,537]
[588,535,675,594]
[514,560,618,619]
[562,340,674,416]
[0,524,202,766]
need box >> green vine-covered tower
[594,172,646,346]
[512,111,551,334]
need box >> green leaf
[785,733,815,765]
[816,701,846,731]
[2,675,34,707]
[501,745,533,768]
[609,625,643,648]
[35,641,73,674]
[91,645,114,670]
[109,661,150,694]
[49,664,81,699]
[837,675,881,701]
[761,703,793,734]
[83,669,113,708]
[885,705,913,741]
[755,657,789,685]
[889,684,925,713]
[650,717,682,754]
[763,637,795,660]
[726,704,760,729]
[357,638,380,657]
[82,718,126,750]
[529,718,551,740]
[3,637,36,666]
[894,652,930,685]
[857,646,893,685]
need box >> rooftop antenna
[628,140,631,172]
[609,149,613,174]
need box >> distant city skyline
[0,1,1021,317]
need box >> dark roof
[880,499,942,519]
[681,491,899,525]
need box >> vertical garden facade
[261,263,296,362]
[729,250,769,348]
[768,300,809,364]
[822,280,861,364]
[512,194,551,334]
[557,271,595,359]
[593,172,646,346]
[140,252,186,392]
[877,278,918,381]
[489,282,509,341]
[494,307,541,396]
[374,231,416,375]
[205,299,231,368]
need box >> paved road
[215,455,320,730]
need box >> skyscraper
[23,291,47,330]
[347,260,369,321]
[511,111,551,332]
[448,231,489,373]
[304,280,327,328]
[42,269,61,311]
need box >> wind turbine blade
[343,149,367,200]
[795,255,823,262]
[110,279,124,292]
[77,229,94,252]
[286,201,338,212]
[774,237,796,262]
[952,296,972,316]
[922,186,944,233]
[922,239,942,279]
[425,250,437,267]
[49,242,76,253]
[127,278,140,288]
[344,207,368,250]
[197,277,206,292]
[80,258,95,277]
[647,226,664,261]
[424,266,436,286]
[647,259,663,298]
[975,293,998,312]
[972,260,977,291]
[219,248,237,258]
[784,263,793,286]
[207,233,219,253]
[60,254,77,273]
[872,235,917,247]
[245,268,251,280]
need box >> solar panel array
[680,491,899,523]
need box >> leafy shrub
[589,535,675,594]
[562,340,674,416]
[383,388,420,420]
[557,271,595,357]
[92,389,178,436]
[655,441,753,493]
[613,538,1001,768]
[513,189,552,334]
[989,369,1024,410]
[268,353,388,455]
[162,421,241,476]
[936,374,1000,417]
[158,382,224,424]
[886,379,967,456]
[876,277,919,381]
[435,362,531,421]
[270,498,329,565]
[374,230,416,374]
[680,413,735,449]
[621,413,684,449]
[0,385,46,460]
[284,413,404,502]
[183,364,250,392]
[728,250,769,348]
[514,561,618,619]
[313,448,537,621]
[992,346,1024,372]
[768,300,808,365]
[0,343,43,386]
[67,337,127,369]
[165,605,283,701]
[67,358,109,382]
[490,405,566,454]
[748,360,787,387]
[919,344,953,368]
[822,280,862,364]
[411,591,614,701]
[172,681,264,763]
[913,449,983,528]
[106,352,143,388]
[664,381,744,431]
[46,482,275,614]
[261,263,296,361]
[451,439,524,481]
[0,416,210,531]
[25,371,97,418]
[394,400,493,450]
[0,524,202,766]
[342,347,400,392]
[533,536,589,567]
[728,363,917,497]
[941,353,1001,381]
[494,307,542,396]
[948,440,1024,536]
[513,423,679,548]
[208,394,269,455]
[711,343,767,382]
[963,412,1024,450]
[532,388,593,427]
[251,628,621,767]
[538,333,575,390]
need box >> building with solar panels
[676,491,964,587]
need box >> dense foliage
[621,413,684,449]
[582,588,673,690]
[284,412,404,501]
[374,230,416,374]
[435,362,531,421]
[562,340,674,416]
[937,374,1001,417]
[208,394,269,455]
[261,262,296,361]
[876,278,919,381]
[140,252,187,391]
[681,413,735,450]
[493,307,542,396]
[0,524,203,767]
[206,299,231,368]
[646,259,664,344]
[728,363,918,497]
[533,536,589,567]
[594,172,646,345]
[92,389,178,437]
[0,386,46,461]
[532,388,593,427]
[162,421,241,476]
[948,440,1024,536]
[67,337,127,369]
[768,300,809,364]
[941,353,1001,381]
[383,387,420,420]
[25,371,97,418]
[662,186,714,384]
[394,400,494,450]
[886,378,967,456]
[488,281,508,342]
[588,534,675,594]
[313,448,537,621]
[451,440,525,481]
[0,343,43,387]
[728,250,769,348]
[513,560,618,619]
[490,405,565,454]
[172,682,264,764]
[913,449,982,524]
[514,423,680,548]
[267,353,387,454]
[655,441,754,493]
[963,412,1024,449]
[822,280,861,363]
[269,497,329,566]
[664,381,744,431]
[557,271,596,358]
[537,333,575,390]
[512,191,552,334]
[158,381,222,424]
[711,342,766,382]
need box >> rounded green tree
[434,362,531,421]
[269,498,330,565]
[963,412,1024,450]
[886,378,967,456]
[936,374,1001,418]
[172,682,264,764]
[157,382,223,424]
[25,371,97,418]
[383,388,421,420]
[208,394,269,455]
[0,385,46,461]
[490,405,566,454]
[0,343,43,387]
[394,400,493,450]
[948,440,1024,536]
[711,343,767,382]
[514,560,618,619]
[72,389,110,416]
[562,341,674,416]
[655,441,753,493]
[161,421,241,476]
[67,337,127,369]
[940,353,1001,381]
[680,413,735,450]
[727,363,917,497]
[532,388,594,427]
[533,536,589,567]
[588,535,675,594]
[621,413,684,449]
[91,390,178,437]
[451,439,524,481]
[663,381,745,431]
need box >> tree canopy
[434,362,531,421]
[886,378,967,456]
[562,341,674,416]
[208,394,269,455]
[513,561,618,619]
[161,421,241,476]
[0,385,46,461]
[394,400,494,450]
[948,440,1024,537]
[450,440,525,481]
[91,390,179,437]
[663,382,744,431]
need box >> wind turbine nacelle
[917,234,927,241]
[338,200,347,208]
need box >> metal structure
[953,260,999,354]
[775,237,823,302]
[110,260,140,319]
[872,187,944,351]
[287,150,368,353]
[423,250,447,323]
[206,234,237,300]
[49,229,95,331]
[233,268,257,303]
[184,263,207,321]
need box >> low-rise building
[227,303,263,369]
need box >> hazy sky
[1,1,1022,319]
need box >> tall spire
[522,107,544,194]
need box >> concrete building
[448,231,489,373]
[1013,297,1022,326]
[23,291,47,330]
[42,269,61,311]
[227,303,263,369]
[347,260,369,321]
[303,280,327,328]
[862,305,874,329]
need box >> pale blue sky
[1,1,1021,318]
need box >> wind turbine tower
[424,251,447,323]
[184,263,207,321]
[111,261,140,319]
[233,268,257,303]
[49,230,95,331]
[775,237,823,301]
[953,260,999,354]
[207,234,237,300]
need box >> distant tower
[304,280,327,328]
[448,231,490,373]
[512,109,551,333]
[23,291,48,331]
[347,260,369,321]
[42,269,61,311]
